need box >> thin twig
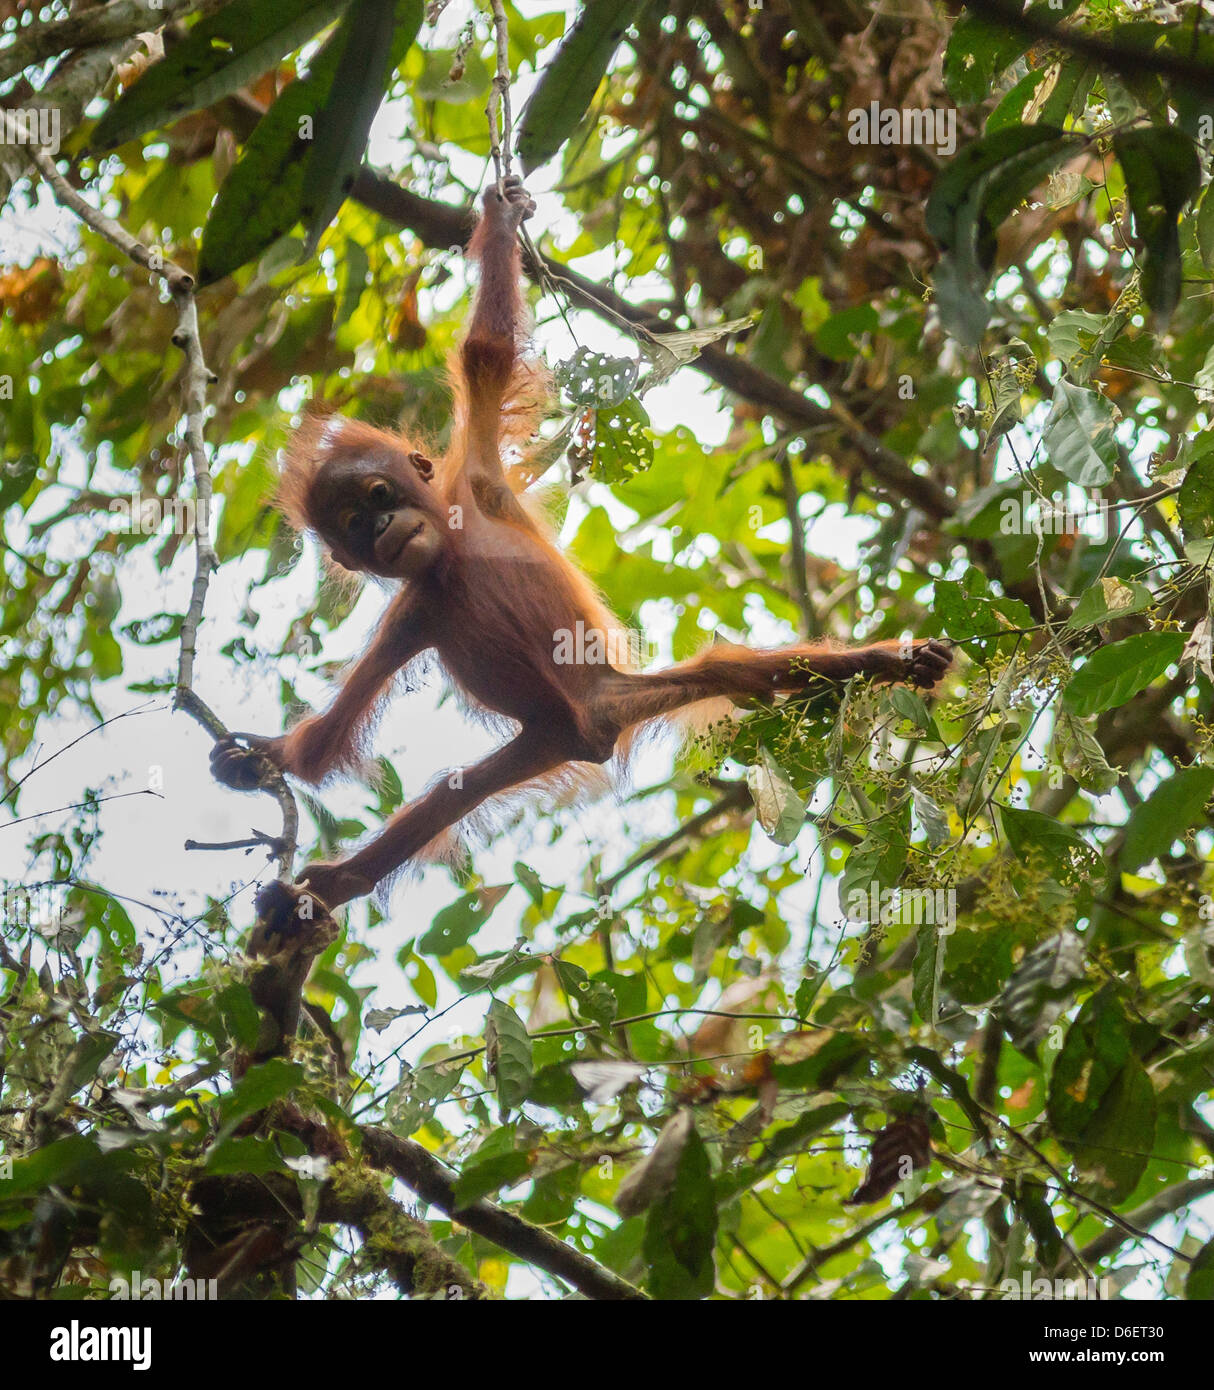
[486,0,513,190]
[3,790,162,830]
[598,782,751,893]
[778,451,817,639]
[184,831,287,856]
[1,702,156,809]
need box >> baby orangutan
[212,177,952,908]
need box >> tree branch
[350,169,956,519]
[0,0,226,83]
[962,0,1214,91]
[1073,1177,1214,1270]
[360,1126,648,1300]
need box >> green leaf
[215,982,261,1050]
[418,884,510,956]
[813,303,879,360]
[935,572,1035,654]
[513,861,546,908]
[67,1030,120,1091]
[336,236,371,327]
[365,1004,426,1032]
[557,346,639,407]
[837,808,910,918]
[91,0,349,150]
[889,687,934,735]
[912,923,947,1025]
[943,2,1084,105]
[527,1062,582,1108]
[451,1149,532,1206]
[1187,1236,1214,1300]
[383,1060,462,1138]
[1047,307,1124,386]
[998,931,1086,1050]
[517,0,649,171]
[926,125,1079,342]
[1054,711,1120,795]
[198,0,423,285]
[1178,437,1214,540]
[1070,1057,1155,1203]
[999,806,1098,883]
[3,1136,100,1197]
[1047,308,1104,368]
[931,577,995,636]
[485,1000,533,1115]
[1043,380,1118,487]
[1047,988,1129,1142]
[643,1119,716,1299]
[985,69,1050,133]
[1114,126,1201,321]
[1121,765,1214,871]
[0,453,38,510]
[1197,183,1214,271]
[932,251,991,348]
[1063,631,1184,717]
[1164,27,1214,139]
[792,974,824,1022]
[215,455,277,562]
[942,10,1030,104]
[300,0,405,254]
[578,394,655,482]
[1187,539,1214,569]
[987,59,1092,135]
[456,949,542,993]
[769,1031,868,1091]
[748,296,796,383]
[216,1059,305,1136]
[204,1135,289,1175]
[1013,1179,1063,1269]
[1065,577,1155,629]
[745,746,806,846]
[552,959,618,1025]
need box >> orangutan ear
[408,452,434,483]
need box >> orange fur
[217,182,951,910]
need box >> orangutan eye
[368,480,392,505]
